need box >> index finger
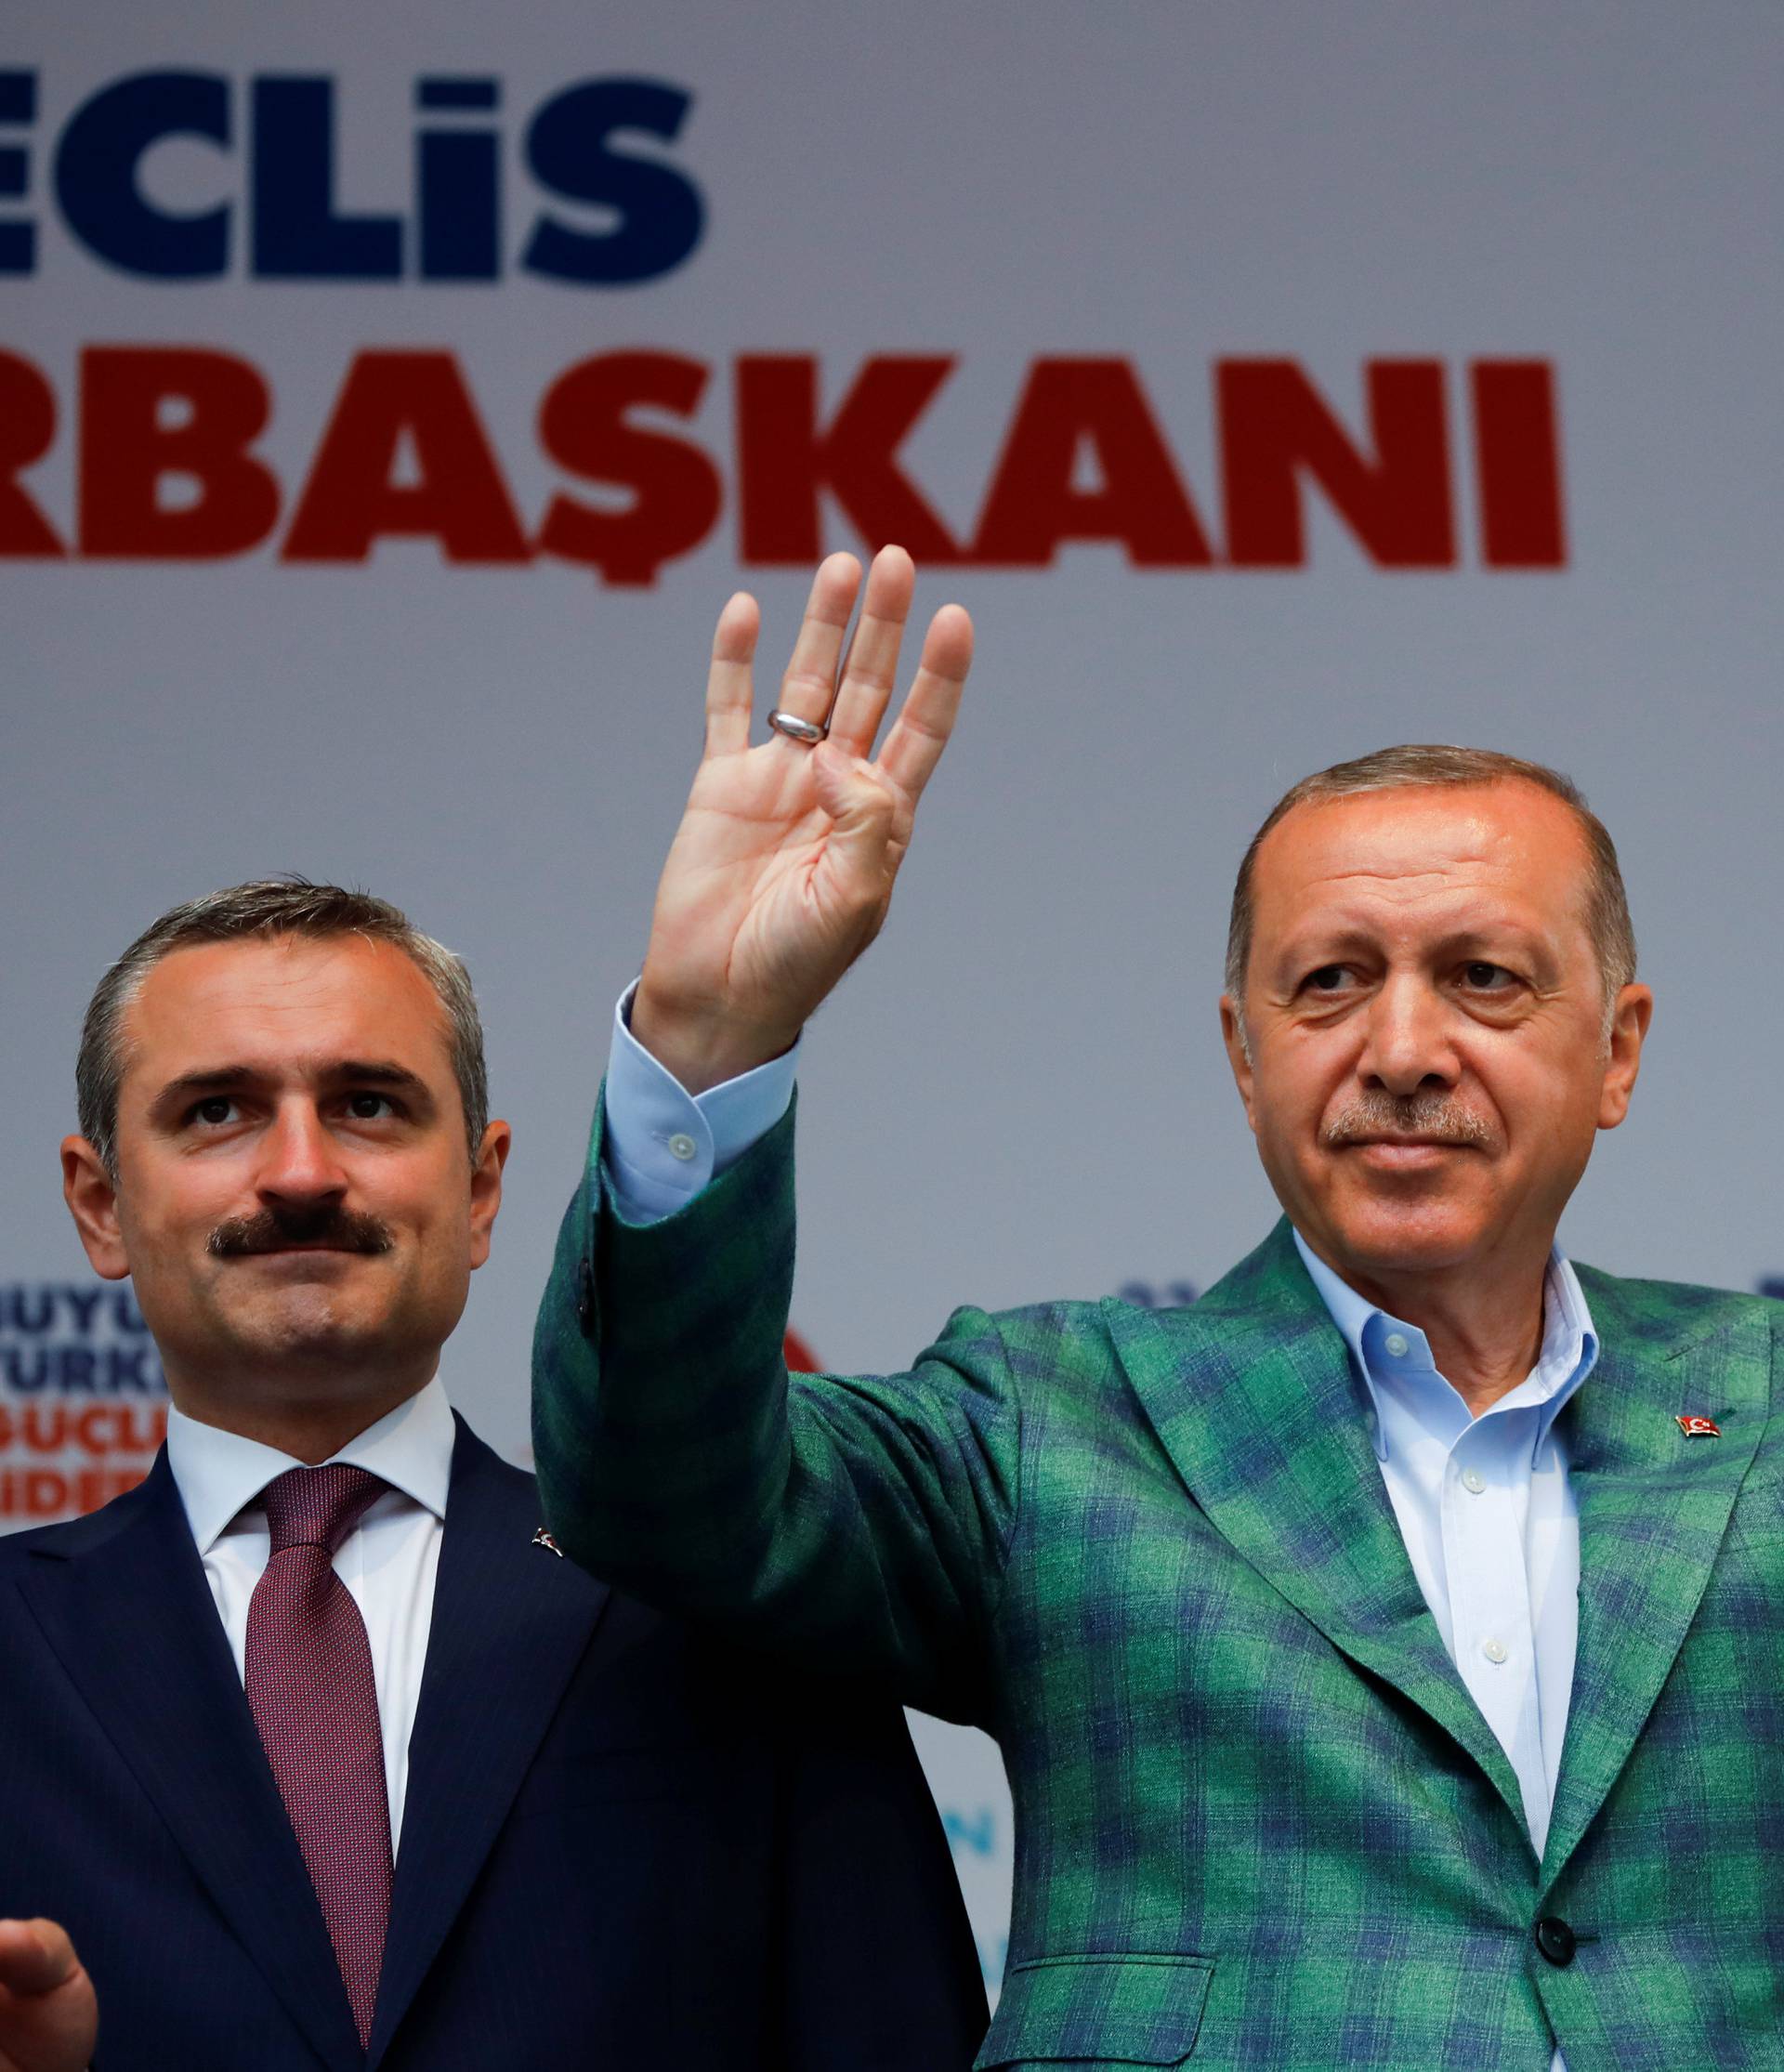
[875,603,973,805]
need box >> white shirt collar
[1292,1228,1598,1461]
[165,1374,457,1556]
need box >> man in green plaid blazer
[531,552,1783,2068]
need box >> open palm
[633,546,973,1093]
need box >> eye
[1303,965,1354,993]
[345,1092,397,1121]
[190,1095,239,1127]
[1461,962,1513,990]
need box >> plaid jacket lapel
[1103,1221,1528,1833]
[1538,1268,1774,1889]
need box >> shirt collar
[1291,1228,1598,1462]
[165,1373,457,1556]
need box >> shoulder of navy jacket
[5,1497,152,1563]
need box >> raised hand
[0,1920,97,2072]
[631,545,973,1093]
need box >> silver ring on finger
[767,709,829,746]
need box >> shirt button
[1384,1331,1410,1358]
[1462,1467,1487,1495]
[1481,1637,1509,1665]
[667,1133,698,1162]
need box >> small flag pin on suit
[532,1526,565,1555]
[1676,1414,1721,1439]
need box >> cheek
[396,1198,478,1276]
[116,1185,219,1264]
[1475,1044,1602,1139]
[1251,1045,1348,1144]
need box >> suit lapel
[1539,1272,1773,1888]
[1103,1222,1528,1831]
[367,1421,610,2065]
[14,1453,363,2070]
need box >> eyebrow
[146,1060,438,1122]
[1270,923,1554,971]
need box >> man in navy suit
[0,880,984,2072]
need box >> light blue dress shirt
[603,989,1596,2067]
[1291,1233,1595,1860]
[1279,1251,1592,2072]
[603,980,802,1217]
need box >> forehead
[1249,780,1594,944]
[120,935,453,1083]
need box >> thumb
[0,1922,75,2000]
[811,746,898,882]
[0,1919,96,2072]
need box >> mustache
[207,1204,395,1258]
[1323,1091,1500,1153]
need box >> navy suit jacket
[0,1418,987,2070]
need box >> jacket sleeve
[531,1090,1023,1722]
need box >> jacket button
[1534,1917,1577,1967]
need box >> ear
[61,1137,132,1280]
[467,1120,512,1270]
[1597,983,1653,1130]
[1219,995,1259,1133]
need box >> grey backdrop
[7,0,1780,1987]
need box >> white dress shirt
[164,1375,456,1854]
[601,987,1597,2067]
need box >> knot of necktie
[259,1462,387,1558]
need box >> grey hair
[76,878,490,1177]
[1225,744,1637,1045]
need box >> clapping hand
[631,545,973,1094]
[0,1921,96,2072]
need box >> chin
[233,1291,394,1368]
[1324,1199,1493,1279]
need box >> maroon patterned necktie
[245,1463,393,2049]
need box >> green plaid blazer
[533,1103,1784,2070]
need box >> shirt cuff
[601,979,800,1224]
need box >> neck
[1318,1246,1552,1417]
[164,1360,436,1463]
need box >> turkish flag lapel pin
[1676,1414,1722,1439]
[532,1526,565,1556]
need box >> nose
[1357,973,1459,1098]
[255,1100,349,1207]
